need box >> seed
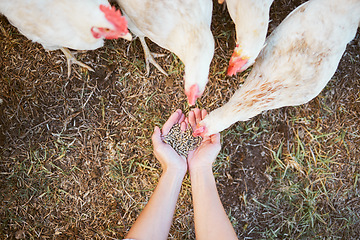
[162,124,202,157]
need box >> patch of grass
[252,115,360,239]
[1,3,359,239]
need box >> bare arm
[190,166,237,240]
[188,109,238,240]
[125,110,187,240]
[125,169,185,240]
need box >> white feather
[225,0,273,70]
[0,0,115,50]
[116,0,215,96]
[202,0,360,136]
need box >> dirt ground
[1,0,359,239]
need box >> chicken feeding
[0,0,131,78]
[116,0,215,106]
[219,0,274,76]
[194,0,360,137]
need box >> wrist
[162,167,187,180]
[189,165,213,178]
[189,166,216,190]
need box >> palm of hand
[186,109,221,171]
[187,134,221,170]
[152,109,188,174]
[154,140,187,171]
[153,108,221,174]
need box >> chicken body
[0,0,130,76]
[225,0,274,76]
[195,0,360,137]
[116,0,215,105]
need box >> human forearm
[190,167,237,240]
[125,169,185,240]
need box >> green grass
[1,4,359,239]
[250,113,360,239]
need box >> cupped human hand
[152,109,188,176]
[186,108,221,173]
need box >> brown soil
[1,0,359,239]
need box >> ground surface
[1,0,359,239]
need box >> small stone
[15,230,26,239]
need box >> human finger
[201,109,207,120]
[180,121,187,131]
[178,112,185,124]
[184,117,189,125]
[193,108,202,125]
[162,109,182,135]
[210,133,221,145]
[151,126,164,146]
[188,111,196,130]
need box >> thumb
[210,133,221,145]
[152,126,164,146]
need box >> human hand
[152,109,188,176]
[186,108,221,173]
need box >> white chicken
[0,0,131,77]
[220,0,274,76]
[116,0,215,106]
[194,0,360,137]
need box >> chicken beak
[188,95,196,106]
[121,32,132,41]
[193,126,205,137]
[227,45,249,76]
[186,84,200,106]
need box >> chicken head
[182,33,214,106]
[91,5,132,41]
[225,0,273,76]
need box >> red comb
[99,4,128,33]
